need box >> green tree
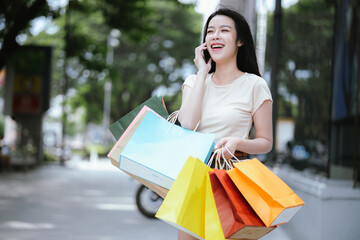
[266,0,334,142]
[2,0,158,133]
[23,0,201,134]
[22,0,166,134]
[70,1,202,124]
[0,0,55,69]
[0,0,155,70]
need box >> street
[0,157,292,240]
[0,157,178,240]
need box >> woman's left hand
[215,137,238,160]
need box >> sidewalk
[0,157,293,240]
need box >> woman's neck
[212,61,244,85]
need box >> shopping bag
[107,106,168,198]
[119,110,215,189]
[109,96,169,140]
[204,171,226,240]
[228,158,305,227]
[209,170,275,239]
[156,156,212,240]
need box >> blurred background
[0,0,359,239]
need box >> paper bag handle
[166,110,200,131]
[207,146,248,170]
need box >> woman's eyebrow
[207,25,232,29]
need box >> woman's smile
[210,42,225,51]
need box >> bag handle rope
[167,110,200,131]
[207,146,249,170]
[207,146,243,170]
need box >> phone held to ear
[204,49,211,63]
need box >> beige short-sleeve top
[183,72,272,143]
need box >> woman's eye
[222,29,229,32]
[207,30,214,34]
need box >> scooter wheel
[135,185,163,218]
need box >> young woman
[177,8,273,240]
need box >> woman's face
[205,15,240,64]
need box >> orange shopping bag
[209,169,275,239]
[228,158,305,227]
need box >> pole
[269,0,282,161]
[103,81,112,131]
[60,1,71,165]
[353,6,360,188]
[102,32,115,141]
[354,54,359,188]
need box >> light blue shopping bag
[119,110,215,189]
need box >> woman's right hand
[179,43,210,130]
[194,43,212,74]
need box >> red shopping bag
[209,169,275,239]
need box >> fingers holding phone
[194,43,212,73]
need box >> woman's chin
[209,55,220,63]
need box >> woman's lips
[210,43,224,51]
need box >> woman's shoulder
[242,73,269,87]
[182,74,196,88]
[243,73,272,101]
[183,73,212,88]
[243,72,265,81]
[185,74,197,80]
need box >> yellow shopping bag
[205,172,227,240]
[155,156,213,240]
[228,158,305,227]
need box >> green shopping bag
[109,96,169,140]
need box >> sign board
[4,46,52,116]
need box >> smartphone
[204,49,211,63]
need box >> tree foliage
[0,0,156,70]
[20,0,201,129]
[1,0,159,115]
[0,0,55,69]
[69,1,202,124]
[266,0,335,142]
[108,1,202,122]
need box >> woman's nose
[213,30,220,39]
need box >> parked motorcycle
[135,184,163,218]
[285,139,328,173]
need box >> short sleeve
[182,74,196,90]
[252,78,273,115]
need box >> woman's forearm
[236,137,273,154]
[178,71,208,130]
[216,135,273,160]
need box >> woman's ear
[237,40,243,47]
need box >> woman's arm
[178,73,206,129]
[178,43,212,130]
[216,100,273,158]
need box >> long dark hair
[203,8,261,77]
